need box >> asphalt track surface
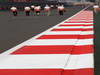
[94,12,100,75]
[0,6,83,53]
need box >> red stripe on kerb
[71,45,94,54]
[0,69,62,75]
[59,24,93,26]
[63,68,94,75]
[11,45,93,54]
[0,68,93,75]
[69,19,93,20]
[37,35,93,39]
[11,45,73,54]
[64,21,93,23]
[51,28,93,31]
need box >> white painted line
[25,39,78,45]
[75,39,93,45]
[80,31,94,35]
[83,26,93,28]
[0,54,69,69]
[45,31,93,35]
[64,54,94,69]
[44,31,82,35]
[0,54,93,69]
[56,26,84,29]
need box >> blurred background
[0,0,95,10]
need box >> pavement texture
[0,6,83,53]
[94,11,100,75]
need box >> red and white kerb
[0,8,94,75]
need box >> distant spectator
[93,4,100,13]
[34,6,41,16]
[10,6,18,16]
[31,5,35,12]
[11,7,18,16]
[24,6,31,16]
[44,5,51,16]
[57,5,65,15]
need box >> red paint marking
[0,69,62,75]
[37,35,93,39]
[63,68,94,75]
[69,19,93,20]
[71,45,94,54]
[59,24,93,26]
[83,28,93,31]
[51,28,93,31]
[11,45,73,54]
[11,45,93,54]
[64,21,93,23]
[0,68,93,75]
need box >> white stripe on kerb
[0,54,69,69]
[45,31,82,35]
[75,39,93,45]
[25,39,78,45]
[56,26,84,29]
[0,54,93,69]
[45,31,93,35]
[64,54,94,69]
